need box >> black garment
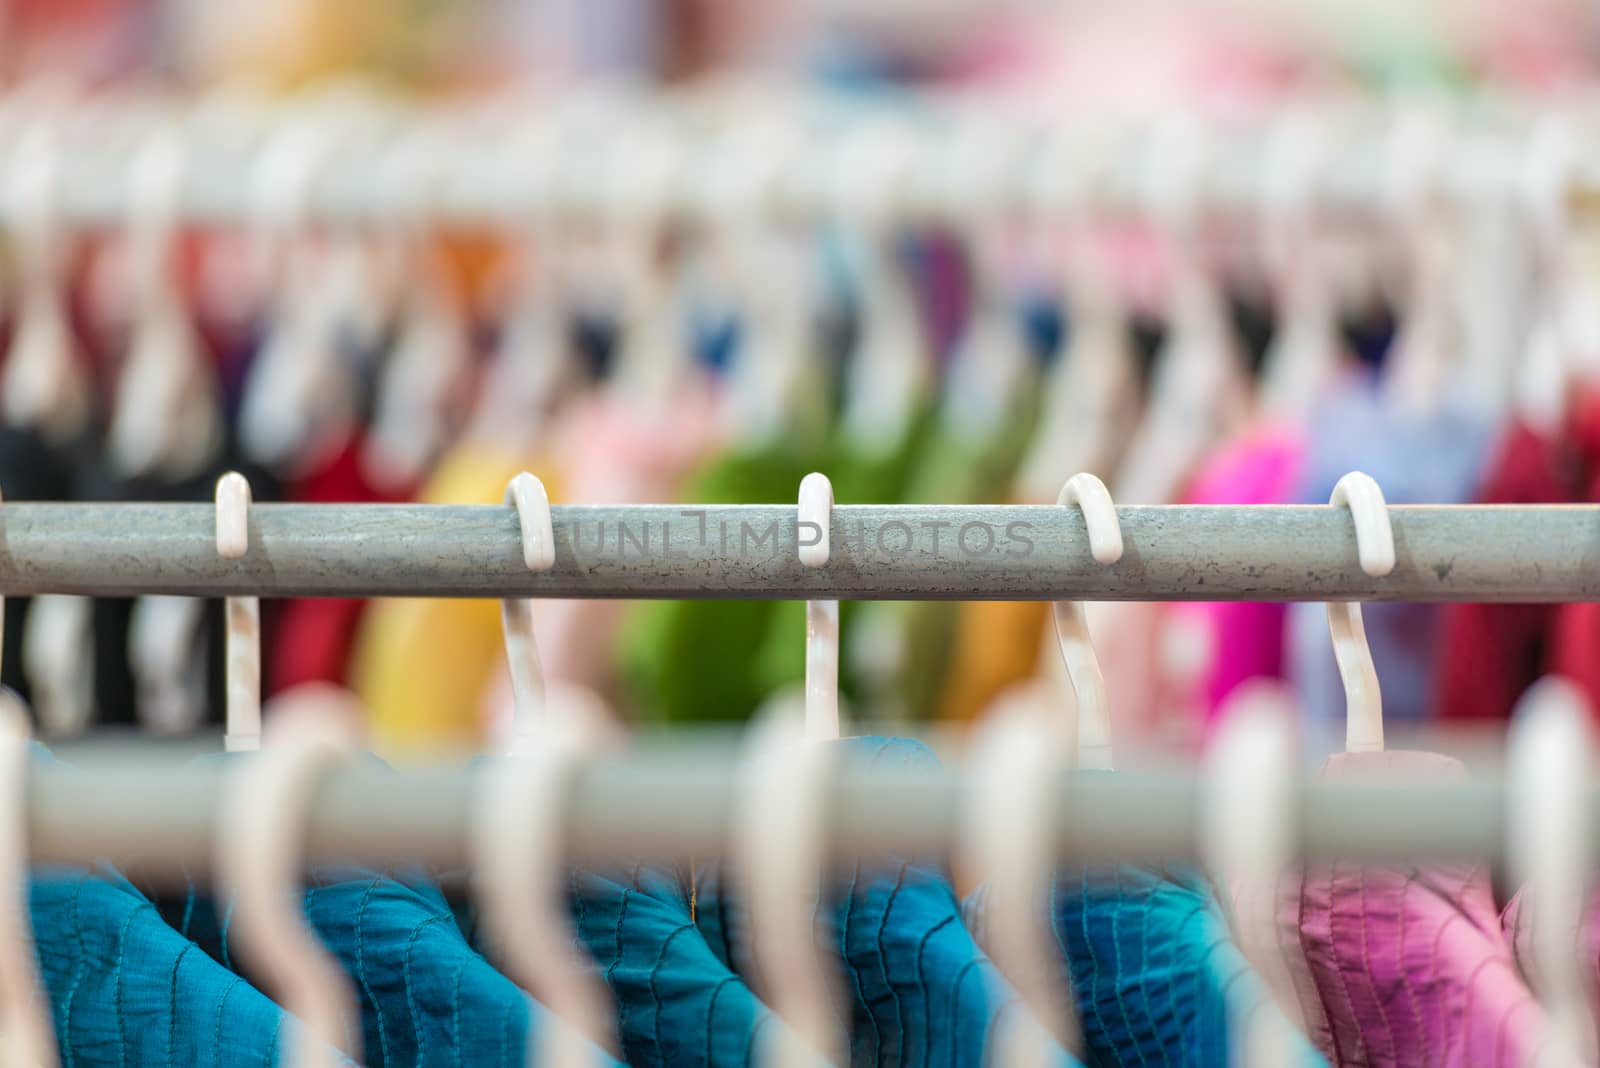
[0,425,90,709]
[72,439,280,729]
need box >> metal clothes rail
[5,96,1594,229]
[0,502,1593,601]
[22,750,1531,888]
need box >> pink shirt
[1271,751,1547,1066]
[1170,423,1303,734]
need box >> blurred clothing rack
[22,749,1544,885]
[0,501,1592,601]
[8,93,1600,229]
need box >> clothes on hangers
[151,753,624,1068]
[1434,389,1600,724]
[23,746,351,1067]
[962,864,1327,1068]
[1167,421,1304,735]
[568,864,821,1068]
[31,865,355,1068]
[349,443,567,756]
[1262,750,1547,1068]
[856,340,1046,725]
[0,423,89,709]
[70,433,281,732]
[1285,370,1493,746]
[271,434,416,694]
[166,860,625,1068]
[688,736,1082,1068]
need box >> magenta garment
[1501,887,1600,1051]
[1170,423,1303,730]
[1275,751,1547,1067]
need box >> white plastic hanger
[216,472,261,752]
[108,127,221,481]
[127,594,207,735]
[835,119,927,458]
[1507,678,1598,1067]
[711,123,815,446]
[501,472,557,742]
[0,690,60,1068]
[962,701,1079,1063]
[1515,117,1581,435]
[606,124,691,412]
[361,130,470,492]
[1327,471,1394,753]
[214,691,364,1068]
[22,595,93,737]
[471,690,617,1067]
[1202,682,1304,1068]
[1054,473,1123,770]
[2,122,88,443]
[1380,109,1456,419]
[113,128,220,740]
[1116,119,1245,506]
[465,125,577,452]
[237,124,360,471]
[941,129,1032,445]
[1016,221,1139,504]
[1258,112,1338,425]
[733,694,841,1068]
[798,473,841,741]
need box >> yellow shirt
[350,442,560,760]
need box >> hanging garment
[619,431,831,724]
[169,752,784,1068]
[153,753,619,1068]
[26,746,344,1067]
[746,395,938,717]
[687,736,1080,1067]
[1435,392,1600,724]
[72,434,281,731]
[164,861,623,1068]
[1167,422,1304,736]
[0,422,89,709]
[961,845,1326,1065]
[1272,751,1546,1067]
[1286,372,1493,746]
[271,432,418,696]
[31,865,355,1067]
[349,442,565,757]
[1499,886,1600,1041]
[568,863,828,1068]
[525,382,722,708]
[860,362,1046,724]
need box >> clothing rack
[0,501,1591,601]
[6,95,1599,229]
[20,749,1540,886]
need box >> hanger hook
[1204,681,1304,1067]
[249,122,332,296]
[0,692,59,1068]
[1328,471,1392,753]
[1055,473,1122,770]
[1519,115,1577,262]
[471,693,618,1067]
[502,472,555,742]
[798,472,840,740]
[1507,678,1599,1065]
[734,695,841,1068]
[1260,110,1326,280]
[963,702,1080,1060]
[127,127,186,304]
[216,472,261,752]
[214,689,365,1068]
